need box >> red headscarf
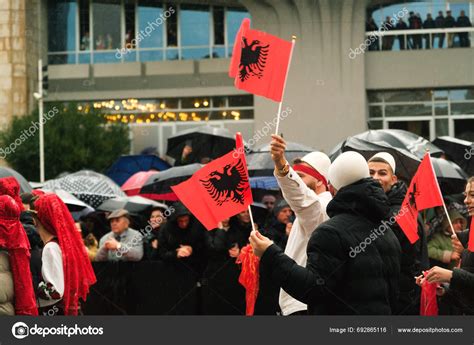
[0,177,24,211]
[0,195,38,315]
[33,194,96,315]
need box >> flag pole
[274,35,296,136]
[248,205,257,231]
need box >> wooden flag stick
[274,35,296,136]
[248,205,257,231]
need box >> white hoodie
[275,167,332,315]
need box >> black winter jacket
[260,178,401,315]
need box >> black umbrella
[247,141,314,177]
[167,126,237,163]
[432,136,474,176]
[347,129,444,159]
[0,167,32,193]
[431,158,468,195]
[329,137,420,184]
[43,170,126,208]
[97,196,168,214]
[139,164,203,201]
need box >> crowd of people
[366,10,472,50]
[0,133,473,316]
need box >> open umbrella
[0,167,32,193]
[431,158,468,195]
[121,170,158,196]
[97,195,167,214]
[106,155,171,186]
[329,137,421,184]
[341,129,444,159]
[167,126,237,163]
[432,136,474,176]
[139,164,203,201]
[247,141,314,177]
[43,170,125,208]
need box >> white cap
[329,151,370,191]
[368,152,396,174]
[300,152,331,180]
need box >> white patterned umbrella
[43,170,126,208]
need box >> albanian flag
[229,18,294,102]
[236,244,260,316]
[420,277,439,316]
[396,153,444,244]
[171,132,253,230]
[469,218,474,252]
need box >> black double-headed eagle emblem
[200,159,249,206]
[239,37,269,82]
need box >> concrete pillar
[240,0,368,152]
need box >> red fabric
[236,244,260,316]
[293,164,328,188]
[122,170,157,196]
[0,177,24,211]
[0,195,38,315]
[34,194,96,315]
[420,275,439,316]
[469,217,474,252]
[229,18,293,102]
[139,192,178,202]
[171,133,253,230]
[396,153,444,244]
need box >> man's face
[461,10,465,16]
[262,195,276,210]
[296,163,319,191]
[464,182,474,216]
[276,207,292,224]
[177,215,190,229]
[110,216,129,234]
[368,162,397,193]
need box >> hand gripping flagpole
[274,36,296,136]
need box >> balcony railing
[365,27,474,51]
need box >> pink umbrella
[121,170,158,196]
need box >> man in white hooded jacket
[270,134,332,315]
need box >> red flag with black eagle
[229,18,293,102]
[396,153,444,244]
[469,217,474,252]
[171,133,253,230]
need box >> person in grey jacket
[0,250,14,315]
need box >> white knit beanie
[329,151,370,191]
[368,152,396,174]
[300,152,331,180]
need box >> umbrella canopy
[432,136,474,176]
[106,155,171,186]
[250,176,279,190]
[329,137,421,184]
[247,141,314,177]
[121,170,158,196]
[43,170,126,208]
[139,163,203,201]
[42,188,93,212]
[340,129,444,159]
[0,167,32,193]
[431,158,468,195]
[167,126,237,163]
[97,195,167,214]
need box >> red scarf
[420,273,439,316]
[0,195,38,315]
[34,194,96,315]
[236,244,260,316]
[0,177,24,211]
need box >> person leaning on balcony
[423,13,436,49]
[445,10,456,47]
[396,18,408,49]
[457,10,472,47]
[382,16,395,50]
[435,11,446,48]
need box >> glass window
[436,118,449,136]
[48,0,77,52]
[229,95,253,107]
[383,90,431,102]
[367,91,384,103]
[388,120,430,139]
[369,106,383,118]
[93,0,121,51]
[124,0,135,49]
[180,4,210,59]
[227,7,251,55]
[368,120,383,130]
[213,6,225,45]
[212,96,226,108]
[181,97,211,109]
[166,5,178,46]
[79,0,90,51]
[450,89,474,101]
[454,119,474,141]
[433,90,449,100]
[451,102,474,115]
[137,1,164,48]
[385,104,432,117]
[434,103,448,115]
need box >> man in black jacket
[445,10,456,47]
[457,10,472,47]
[250,152,401,315]
[396,18,408,49]
[368,152,429,315]
[423,13,436,49]
[435,11,446,48]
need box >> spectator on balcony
[382,16,395,50]
[408,12,423,49]
[445,10,456,47]
[423,13,436,49]
[396,18,408,49]
[95,209,144,262]
[366,16,379,51]
[435,11,446,48]
[80,31,90,51]
[457,10,472,47]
